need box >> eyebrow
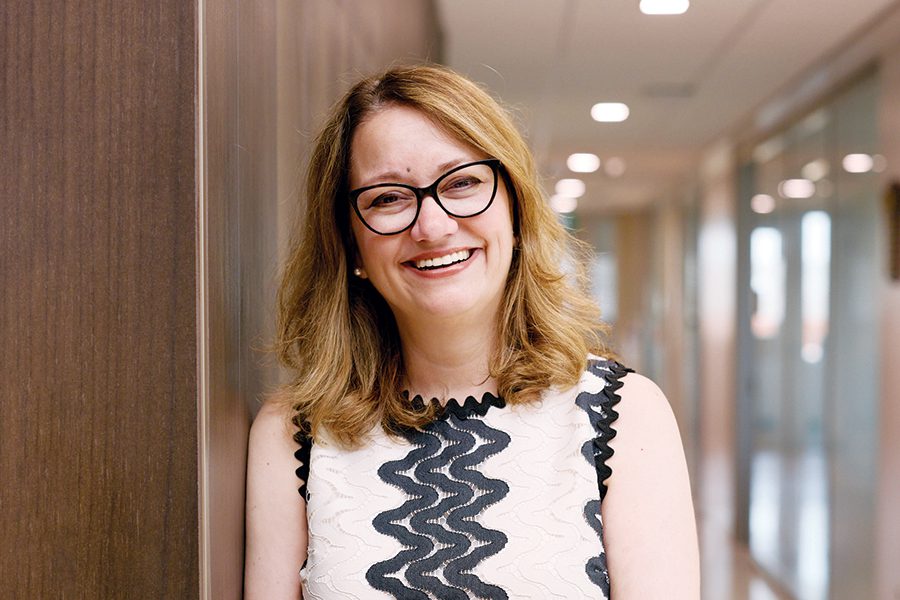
[361,157,475,187]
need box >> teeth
[415,249,471,270]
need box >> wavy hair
[275,64,609,446]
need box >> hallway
[5,1,900,598]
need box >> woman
[245,64,699,599]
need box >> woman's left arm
[601,372,701,599]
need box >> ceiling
[436,0,900,214]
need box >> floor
[698,455,793,600]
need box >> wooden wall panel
[198,2,443,598]
[0,2,198,598]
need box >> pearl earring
[353,267,366,278]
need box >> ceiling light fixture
[842,153,874,173]
[567,153,601,173]
[555,178,586,198]
[801,159,829,182]
[591,102,630,123]
[640,0,690,15]
[778,179,815,199]
[751,194,775,214]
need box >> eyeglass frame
[347,158,503,236]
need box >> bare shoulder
[602,371,700,599]
[249,399,300,453]
[610,372,679,457]
[244,398,307,600]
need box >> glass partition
[739,71,881,600]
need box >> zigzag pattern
[575,358,632,597]
[366,395,511,600]
[583,500,611,596]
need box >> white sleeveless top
[294,358,630,599]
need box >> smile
[413,249,472,270]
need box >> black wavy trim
[366,406,510,599]
[583,500,611,595]
[576,359,633,500]
[293,430,313,500]
[404,390,506,420]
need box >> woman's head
[277,64,607,445]
[304,65,569,323]
[347,103,516,328]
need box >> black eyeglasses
[348,159,502,236]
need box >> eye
[364,188,415,210]
[440,175,483,196]
[370,192,400,207]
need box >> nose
[410,194,458,241]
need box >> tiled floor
[698,455,793,600]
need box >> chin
[405,291,499,323]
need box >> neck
[395,314,499,402]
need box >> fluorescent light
[640,0,689,15]
[555,178,586,198]
[591,102,630,123]
[550,195,578,214]
[604,157,626,178]
[800,159,829,182]
[842,153,874,173]
[751,194,775,214]
[778,179,815,199]
[567,153,601,173]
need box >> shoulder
[614,371,675,439]
[244,399,307,599]
[251,399,293,435]
[249,400,301,454]
[599,369,701,598]
[604,369,685,495]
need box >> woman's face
[348,104,515,329]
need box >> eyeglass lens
[353,161,497,235]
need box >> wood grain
[1,2,198,597]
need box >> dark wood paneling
[1,2,198,598]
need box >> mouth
[408,249,473,271]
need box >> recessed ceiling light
[778,179,815,199]
[751,194,775,214]
[604,157,626,178]
[556,178,586,198]
[550,195,578,214]
[842,153,874,173]
[591,102,630,123]
[640,0,689,15]
[567,153,601,173]
[801,159,829,182]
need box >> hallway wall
[875,35,900,600]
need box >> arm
[244,401,308,600]
[601,373,700,599]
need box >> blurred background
[4,1,900,598]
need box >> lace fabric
[294,358,629,599]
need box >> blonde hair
[276,64,609,446]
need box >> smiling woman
[244,64,700,599]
